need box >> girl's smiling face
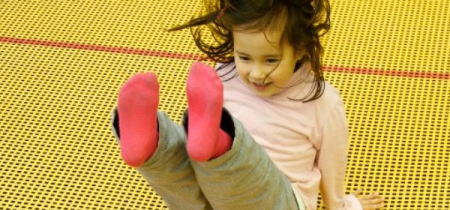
[233,29,302,98]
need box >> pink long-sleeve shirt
[220,63,359,210]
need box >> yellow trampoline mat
[0,0,449,209]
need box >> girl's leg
[185,63,299,210]
[185,110,299,210]
[111,73,212,210]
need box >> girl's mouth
[252,82,272,91]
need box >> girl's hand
[352,189,385,210]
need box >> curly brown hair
[170,0,331,102]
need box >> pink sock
[118,73,159,167]
[186,62,232,162]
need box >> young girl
[111,0,384,209]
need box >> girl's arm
[317,101,357,210]
[317,101,384,210]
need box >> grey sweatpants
[111,109,301,210]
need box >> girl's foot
[186,62,232,162]
[118,73,159,167]
[353,189,385,210]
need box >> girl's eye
[239,56,250,61]
[267,59,279,63]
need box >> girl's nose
[249,66,267,81]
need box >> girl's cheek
[235,65,246,77]
[235,63,247,74]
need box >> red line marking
[0,37,203,60]
[324,66,450,80]
[1,37,449,80]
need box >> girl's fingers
[356,191,385,210]
[362,193,381,200]
[362,203,385,210]
[352,189,363,196]
[360,196,384,204]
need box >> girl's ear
[295,49,306,61]
[294,49,309,71]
